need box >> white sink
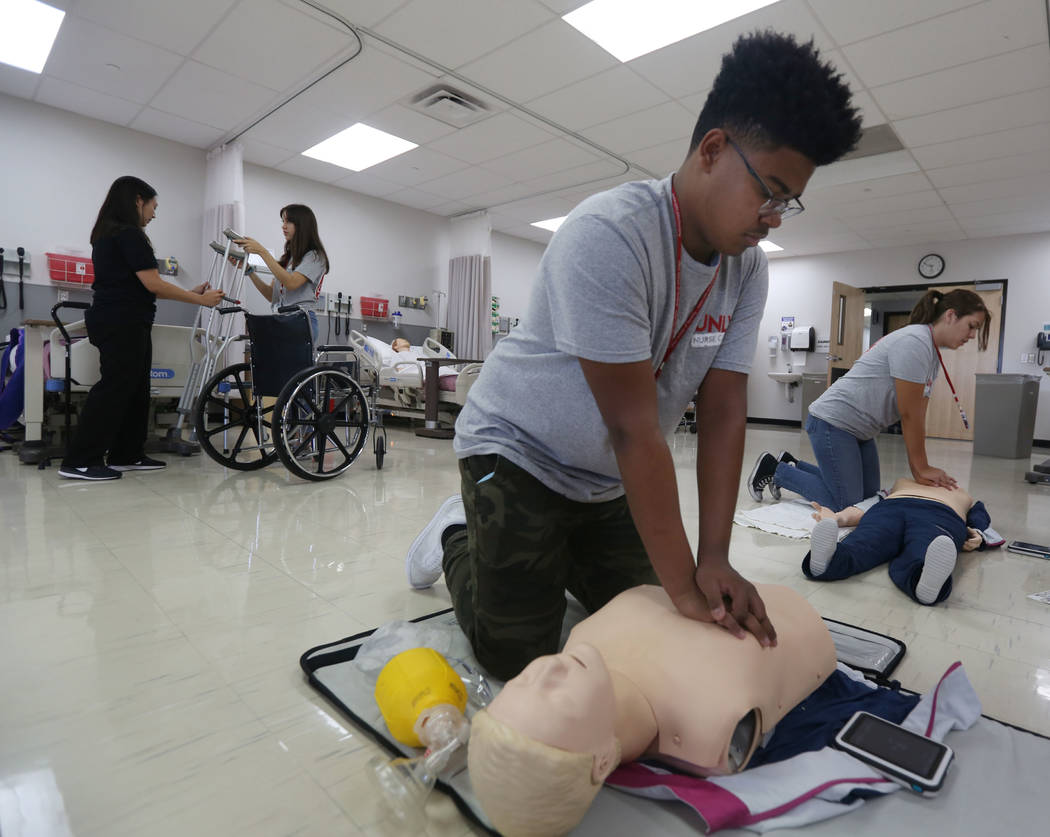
[768,372,803,384]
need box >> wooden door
[925,285,1003,440]
[828,281,866,387]
[884,312,911,335]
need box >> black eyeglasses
[726,137,805,219]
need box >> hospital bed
[349,331,482,427]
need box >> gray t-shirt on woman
[272,250,325,310]
[453,175,768,502]
[808,324,939,440]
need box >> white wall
[752,232,1050,439]
[242,164,451,328]
[0,92,207,293]
[491,231,546,326]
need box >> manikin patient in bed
[391,337,411,353]
[468,584,835,837]
[804,477,992,605]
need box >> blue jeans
[774,415,880,511]
[801,498,968,605]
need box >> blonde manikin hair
[468,709,621,837]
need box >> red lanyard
[928,326,969,430]
[655,184,721,380]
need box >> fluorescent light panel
[531,216,567,232]
[564,0,779,63]
[0,0,65,73]
[302,123,417,172]
[758,240,783,253]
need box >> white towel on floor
[734,499,853,540]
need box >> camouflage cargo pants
[443,454,658,681]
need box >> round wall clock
[918,253,945,279]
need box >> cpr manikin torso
[469,584,837,836]
[885,477,972,520]
[563,583,835,775]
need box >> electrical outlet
[58,289,69,302]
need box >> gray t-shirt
[809,324,939,440]
[272,249,325,310]
[453,175,768,502]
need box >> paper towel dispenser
[789,326,816,351]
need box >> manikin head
[468,644,620,837]
[674,31,862,261]
[391,337,411,353]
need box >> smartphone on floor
[832,711,954,797]
[1007,541,1050,560]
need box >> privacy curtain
[446,255,492,359]
[201,141,245,287]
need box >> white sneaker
[916,535,957,604]
[808,518,840,576]
[406,495,466,589]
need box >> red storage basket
[360,296,389,319]
[47,252,95,285]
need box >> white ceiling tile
[535,0,587,14]
[364,147,469,187]
[0,64,42,100]
[129,108,225,149]
[35,76,142,126]
[413,166,515,201]
[805,172,936,206]
[457,19,617,103]
[239,96,357,153]
[949,193,1048,218]
[465,183,541,209]
[807,0,982,46]
[332,169,407,198]
[807,150,919,189]
[430,199,475,216]
[841,0,1046,88]
[527,65,667,130]
[628,138,689,177]
[926,149,1050,189]
[481,138,600,181]
[239,137,295,167]
[937,172,1050,206]
[677,90,708,120]
[520,158,629,194]
[296,46,438,122]
[193,0,352,92]
[276,154,357,185]
[893,86,1050,147]
[831,190,946,219]
[314,0,415,28]
[628,0,834,100]
[427,113,556,165]
[365,104,458,145]
[43,16,184,104]
[842,205,955,231]
[580,101,694,155]
[861,228,968,248]
[872,45,1050,121]
[374,0,553,69]
[848,91,886,129]
[910,122,1050,170]
[386,187,453,211]
[72,0,237,55]
[958,212,1050,236]
[150,61,276,131]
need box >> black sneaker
[747,452,779,502]
[777,450,798,466]
[58,464,122,481]
[109,456,167,472]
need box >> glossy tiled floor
[1,425,1048,836]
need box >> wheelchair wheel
[273,367,369,481]
[194,362,279,470]
[375,433,386,470]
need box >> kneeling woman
[236,203,329,341]
[60,176,223,481]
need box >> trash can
[801,373,828,425]
[973,374,1041,458]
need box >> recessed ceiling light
[758,240,783,253]
[302,123,417,172]
[0,0,65,74]
[563,0,778,63]
[531,216,567,232]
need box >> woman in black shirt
[60,176,224,481]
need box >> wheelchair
[193,306,388,480]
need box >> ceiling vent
[840,123,905,161]
[406,84,491,128]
